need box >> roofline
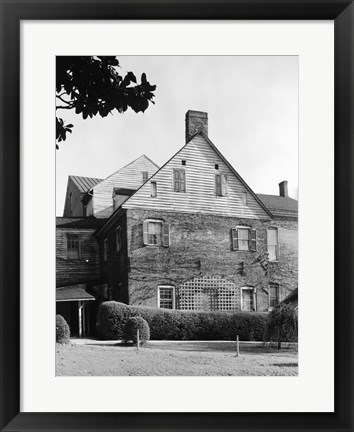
[91,154,159,191]
[196,132,273,218]
[94,207,126,238]
[121,131,273,218]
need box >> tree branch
[56,106,73,110]
[56,94,73,106]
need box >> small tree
[265,303,297,349]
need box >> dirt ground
[56,341,298,376]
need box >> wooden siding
[56,228,101,287]
[92,155,159,218]
[63,178,85,217]
[123,135,270,219]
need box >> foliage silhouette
[56,56,156,148]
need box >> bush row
[96,301,268,341]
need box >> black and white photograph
[55,55,298,376]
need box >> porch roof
[56,285,96,302]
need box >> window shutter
[162,223,170,247]
[143,221,148,245]
[222,175,228,196]
[232,228,238,250]
[215,175,221,196]
[251,229,257,251]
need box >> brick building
[94,111,298,313]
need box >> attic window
[242,192,248,206]
[181,160,186,166]
[215,164,219,170]
[142,171,149,182]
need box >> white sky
[56,56,298,215]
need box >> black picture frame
[1,1,353,431]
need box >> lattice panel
[177,276,239,311]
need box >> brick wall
[125,209,298,312]
[99,212,129,303]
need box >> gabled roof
[95,154,159,187]
[69,175,102,193]
[257,194,298,217]
[119,130,273,218]
[56,217,107,229]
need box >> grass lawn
[56,341,298,376]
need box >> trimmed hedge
[96,301,130,340]
[96,301,268,341]
[56,314,70,343]
[124,316,150,344]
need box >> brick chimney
[185,110,208,142]
[279,181,288,197]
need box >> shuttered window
[67,234,80,259]
[173,169,186,192]
[143,220,170,247]
[242,192,247,206]
[267,228,279,261]
[232,227,256,251]
[215,174,228,196]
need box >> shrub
[96,301,131,340]
[129,304,268,341]
[265,303,298,348]
[96,301,269,341]
[56,315,70,343]
[123,316,150,344]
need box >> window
[241,287,255,311]
[269,284,279,308]
[241,192,247,206]
[151,181,157,198]
[181,160,186,166]
[67,234,80,259]
[267,228,279,261]
[142,171,149,182]
[173,169,186,192]
[158,286,175,309]
[215,164,219,170]
[215,174,228,196]
[232,227,256,251]
[143,220,170,247]
[103,238,108,261]
[116,226,122,252]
